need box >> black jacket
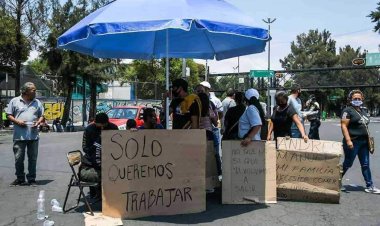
[82,122,118,169]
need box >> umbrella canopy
[57,0,270,128]
[57,0,270,60]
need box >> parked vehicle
[106,106,160,130]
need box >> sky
[204,0,380,73]
[32,0,380,74]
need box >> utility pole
[263,17,276,115]
[205,60,208,81]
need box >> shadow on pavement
[343,184,365,192]
[70,189,268,224]
[135,190,269,224]
[37,179,54,185]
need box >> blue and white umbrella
[57,0,270,127]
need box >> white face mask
[351,100,363,107]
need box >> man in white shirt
[221,88,235,133]
[287,83,304,138]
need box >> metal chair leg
[62,176,74,213]
[79,186,94,216]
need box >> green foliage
[28,58,50,75]
[120,59,204,99]
[0,10,30,70]
[369,2,380,33]
[281,29,380,114]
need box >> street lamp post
[263,17,276,116]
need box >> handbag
[352,107,374,154]
[368,136,375,154]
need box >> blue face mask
[351,100,363,107]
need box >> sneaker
[28,180,37,187]
[9,179,27,187]
[364,186,380,194]
[340,185,346,192]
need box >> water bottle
[37,190,45,220]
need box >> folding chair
[62,150,99,216]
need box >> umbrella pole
[165,29,170,129]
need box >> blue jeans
[212,127,222,175]
[342,138,372,187]
[290,120,304,138]
[13,140,39,181]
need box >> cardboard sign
[276,137,343,203]
[206,141,220,190]
[102,130,206,219]
[222,140,277,204]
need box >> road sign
[352,58,365,66]
[328,96,339,101]
[249,70,274,78]
[366,53,380,66]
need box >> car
[106,106,160,130]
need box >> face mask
[351,100,363,107]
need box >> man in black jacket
[80,113,118,198]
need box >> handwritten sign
[222,141,277,204]
[276,137,343,203]
[101,130,206,218]
[206,141,220,190]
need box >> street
[0,120,380,226]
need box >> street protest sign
[222,140,277,204]
[101,130,206,218]
[206,141,220,190]
[276,137,343,203]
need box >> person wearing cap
[288,83,305,138]
[169,78,201,129]
[80,112,118,198]
[239,88,266,147]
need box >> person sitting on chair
[80,113,118,198]
[138,108,164,129]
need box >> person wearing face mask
[287,83,305,138]
[80,112,118,199]
[169,78,201,129]
[267,91,308,143]
[341,90,380,194]
[239,88,266,147]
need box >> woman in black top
[267,91,308,142]
[341,89,380,194]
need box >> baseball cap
[200,81,211,89]
[245,88,260,100]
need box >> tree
[40,0,113,125]
[0,7,30,73]
[2,0,52,96]
[121,59,203,100]
[369,2,380,33]
[281,29,379,115]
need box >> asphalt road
[0,119,380,226]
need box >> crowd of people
[5,81,379,196]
